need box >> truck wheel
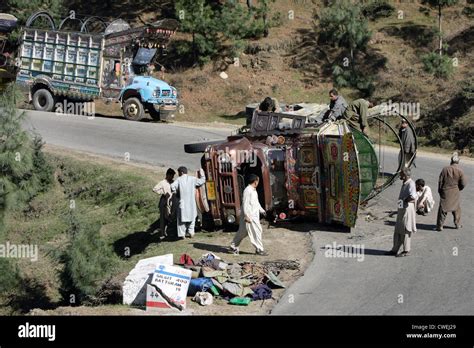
[32,89,55,112]
[146,103,161,121]
[123,97,144,121]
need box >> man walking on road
[171,166,206,239]
[386,168,417,257]
[436,152,467,231]
[230,174,268,256]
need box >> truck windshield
[133,47,157,66]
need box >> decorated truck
[13,11,178,121]
[185,109,417,230]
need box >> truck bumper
[157,104,177,121]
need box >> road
[22,110,232,169]
[273,153,473,315]
[22,110,473,315]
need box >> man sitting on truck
[323,88,372,135]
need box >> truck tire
[32,88,55,112]
[122,97,144,121]
[184,140,225,153]
[146,103,161,121]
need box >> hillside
[3,0,473,152]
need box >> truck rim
[127,103,138,117]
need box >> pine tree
[317,0,373,95]
[175,0,278,66]
[421,0,459,56]
[61,213,117,303]
[0,84,52,228]
[5,0,65,25]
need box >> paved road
[22,110,473,315]
[273,153,473,315]
[22,110,231,169]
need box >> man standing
[386,168,417,257]
[399,119,416,167]
[230,174,267,256]
[436,153,467,231]
[153,168,176,238]
[415,178,435,215]
[171,166,206,239]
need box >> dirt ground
[26,146,314,316]
[28,225,313,316]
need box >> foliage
[317,0,374,95]
[421,51,454,78]
[174,0,279,67]
[60,213,118,304]
[0,85,52,226]
[362,0,395,20]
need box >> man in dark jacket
[436,153,467,231]
[399,119,416,167]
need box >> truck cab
[14,11,178,121]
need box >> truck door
[318,122,361,227]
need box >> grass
[1,148,312,315]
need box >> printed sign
[151,264,192,309]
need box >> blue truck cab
[14,13,179,121]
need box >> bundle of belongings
[123,253,299,311]
[182,253,300,306]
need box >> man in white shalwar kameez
[415,178,435,215]
[387,168,417,257]
[229,174,267,256]
[170,166,206,239]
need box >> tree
[317,0,373,95]
[421,0,459,56]
[60,214,117,304]
[174,0,278,67]
[0,85,52,227]
[5,0,65,24]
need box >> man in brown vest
[436,153,467,231]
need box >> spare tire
[184,140,225,153]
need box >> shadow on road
[384,220,440,231]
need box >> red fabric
[179,253,195,266]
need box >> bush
[0,85,53,225]
[421,52,454,78]
[462,6,474,18]
[61,214,118,304]
[362,0,395,20]
[0,258,21,298]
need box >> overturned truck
[186,109,417,230]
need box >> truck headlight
[153,87,160,97]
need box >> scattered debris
[192,292,213,306]
[124,253,300,311]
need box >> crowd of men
[152,166,268,256]
[387,152,467,257]
[152,89,467,259]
